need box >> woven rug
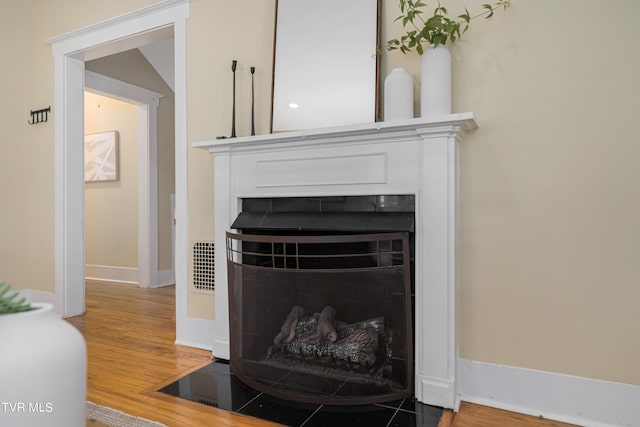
[86,401,167,427]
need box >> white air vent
[193,241,215,291]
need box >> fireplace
[194,114,478,409]
[226,196,415,404]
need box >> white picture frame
[84,131,119,182]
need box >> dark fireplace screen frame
[226,231,414,406]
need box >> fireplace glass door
[226,231,413,405]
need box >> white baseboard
[85,264,138,284]
[150,269,175,288]
[457,358,640,427]
[176,316,215,353]
[85,265,176,288]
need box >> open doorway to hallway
[83,46,176,292]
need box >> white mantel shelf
[194,112,478,410]
[194,112,477,153]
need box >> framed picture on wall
[84,131,119,182]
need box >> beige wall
[458,0,640,386]
[383,0,640,385]
[0,1,55,290]
[1,0,638,389]
[185,0,277,319]
[84,93,138,268]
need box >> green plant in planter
[387,0,511,54]
[0,282,33,314]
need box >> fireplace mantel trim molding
[195,112,478,409]
[194,112,477,154]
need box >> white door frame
[47,1,190,319]
[85,71,164,288]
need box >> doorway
[84,64,172,288]
[48,2,190,330]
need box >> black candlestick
[250,66,256,136]
[231,60,237,138]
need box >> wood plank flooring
[67,280,577,427]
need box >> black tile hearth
[238,394,320,426]
[301,404,396,427]
[159,361,443,427]
[158,360,259,412]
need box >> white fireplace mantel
[194,113,478,409]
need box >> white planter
[0,303,86,426]
[420,45,452,118]
[384,67,414,121]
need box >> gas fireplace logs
[267,305,386,372]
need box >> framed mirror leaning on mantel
[271,0,380,133]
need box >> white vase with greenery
[421,45,451,117]
[387,0,511,118]
[0,283,86,427]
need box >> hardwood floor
[67,281,577,427]
[68,280,278,427]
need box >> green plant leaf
[459,9,471,23]
[437,6,448,15]
[433,33,446,47]
[386,0,511,53]
[482,3,495,19]
[0,282,33,314]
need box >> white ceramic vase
[420,45,452,118]
[0,303,86,427]
[384,67,414,121]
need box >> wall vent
[193,241,215,291]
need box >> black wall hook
[29,107,51,125]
